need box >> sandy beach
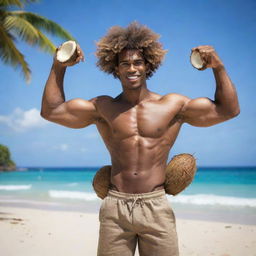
[0,206,255,256]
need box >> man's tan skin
[41,45,240,193]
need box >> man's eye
[135,61,144,65]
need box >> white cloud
[84,132,99,139]
[0,107,49,132]
[54,143,69,151]
[54,145,88,153]
[60,144,68,151]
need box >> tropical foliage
[0,0,75,82]
[0,144,16,171]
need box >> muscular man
[41,22,240,256]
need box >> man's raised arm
[41,45,99,129]
[178,45,240,127]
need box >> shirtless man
[41,23,240,256]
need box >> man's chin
[125,83,143,90]
[122,80,145,89]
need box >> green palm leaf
[4,14,39,44]
[0,1,76,84]
[11,11,75,41]
[0,25,31,82]
[0,0,38,8]
[0,0,23,8]
[36,30,56,54]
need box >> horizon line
[15,165,256,169]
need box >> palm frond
[0,0,23,8]
[0,0,38,8]
[36,29,56,54]
[4,13,57,54]
[4,14,39,44]
[11,11,75,41]
[0,2,75,84]
[0,25,31,82]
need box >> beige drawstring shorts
[97,189,179,256]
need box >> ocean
[0,166,256,224]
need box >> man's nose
[127,64,136,72]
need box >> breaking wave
[49,190,98,201]
[0,185,32,191]
[48,190,256,208]
[169,194,256,208]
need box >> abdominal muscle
[94,94,183,193]
[107,135,172,193]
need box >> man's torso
[94,92,185,193]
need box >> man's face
[115,49,148,89]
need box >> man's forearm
[41,63,67,117]
[213,65,240,117]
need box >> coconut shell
[92,165,111,199]
[63,51,78,64]
[190,49,207,71]
[56,41,78,64]
[165,154,197,195]
[92,153,197,199]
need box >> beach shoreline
[1,205,255,256]
[1,167,256,255]
[1,196,255,225]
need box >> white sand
[0,206,255,256]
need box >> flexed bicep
[180,97,230,127]
[42,97,100,128]
[184,45,240,126]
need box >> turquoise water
[0,167,256,209]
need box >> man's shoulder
[161,93,189,104]
[89,95,113,105]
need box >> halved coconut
[92,153,197,199]
[190,50,207,70]
[56,41,77,63]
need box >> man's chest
[98,101,181,139]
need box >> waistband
[108,189,166,200]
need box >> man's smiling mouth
[127,75,140,81]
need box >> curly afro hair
[95,22,167,79]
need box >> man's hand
[176,45,239,127]
[192,45,224,70]
[53,44,85,67]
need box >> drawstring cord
[123,196,145,215]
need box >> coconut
[56,40,78,63]
[164,153,197,195]
[190,50,207,70]
[92,153,197,199]
[93,165,112,199]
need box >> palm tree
[0,0,75,83]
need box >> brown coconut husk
[92,153,197,199]
[164,153,197,195]
[92,165,111,199]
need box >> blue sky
[0,0,255,167]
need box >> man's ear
[115,66,120,77]
[146,63,150,74]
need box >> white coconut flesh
[190,51,204,69]
[56,41,77,62]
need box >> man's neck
[121,85,151,105]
